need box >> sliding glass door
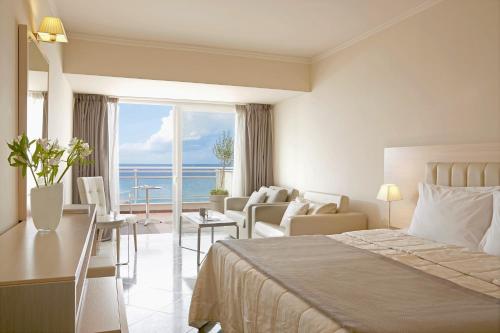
[118,101,235,236]
[175,103,235,236]
[119,102,175,224]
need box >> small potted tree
[209,131,233,212]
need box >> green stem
[56,164,71,183]
[25,151,39,188]
[28,164,39,188]
[56,149,76,183]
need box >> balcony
[119,165,233,212]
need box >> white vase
[30,183,64,231]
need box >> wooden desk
[0,205,128,332]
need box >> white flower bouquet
[7,134,93,230]
[7,134,92,187]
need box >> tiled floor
[117,229,225,333]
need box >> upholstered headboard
[425,162,500,187]
[383,143,500,228]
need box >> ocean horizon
[119,163,231,204]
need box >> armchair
[252,191,367,238]
[224,186,298,238]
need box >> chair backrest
[303,191,349,213]
[77,176,107,216]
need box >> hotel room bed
[189,229,500,333]
[190,159,500,332]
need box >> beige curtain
[72,94,117,211]
[243,104,274,194]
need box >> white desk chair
[77,177,138,264]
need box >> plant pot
[209,194,228,213]
[30,183,64,231]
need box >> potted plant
[7,134,92,231]
[209,131,233,213]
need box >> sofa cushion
[308,202,337,215]
[243,191,267,212]
[303,191,349,212]
[265,188,288,203]
[224,210,246,226]
[270,186,299,202]
[254,222,285,238]
[280,201,309,228]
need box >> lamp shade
[376,184,402,202]
[36,17,68,43]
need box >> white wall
[274,0,500,228]
[0,0,73,233]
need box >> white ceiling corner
[52,0,437,60]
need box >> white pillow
[280,201,309,228]
[408,183,493,250]
[480,191,500,256]
[308,202,337,215]
[243,191,266,212]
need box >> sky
[119,103,235,165]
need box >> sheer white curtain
[27,91,45,139]
[231,105,247,197]
[108,99,120,213]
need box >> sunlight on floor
[117,230,225,333]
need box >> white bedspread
[189,229,500,332]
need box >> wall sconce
[36,17,68,43]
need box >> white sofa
[224,186,299,238]
[252,191,367,238]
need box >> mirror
[27,38,49,139]
[18,24,50,221]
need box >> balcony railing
[119,165,233,205]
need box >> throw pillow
[280,201,309,229]
[266,188,288,203]
[308,202,337,215]
[243,191,267,212]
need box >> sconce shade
[36,17,68,43]
[377,184,402,202]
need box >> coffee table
[180,210,239,269]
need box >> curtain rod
[108,95,238,106]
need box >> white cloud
[120,111,234,157]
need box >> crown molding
[68,0,443,66]
[68,32,311,64]
[312,0,444,63]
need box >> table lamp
[377,184,402,228]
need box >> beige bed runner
[219,235,500,333]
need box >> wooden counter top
[0,205,96,286]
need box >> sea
[119,163,227,204]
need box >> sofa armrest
[251,204,289,226]
[224,197,249,212]
[287,212,368,236]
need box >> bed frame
[383,142,500,229]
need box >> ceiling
[66,74,302,104]
[53,0,430,58]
